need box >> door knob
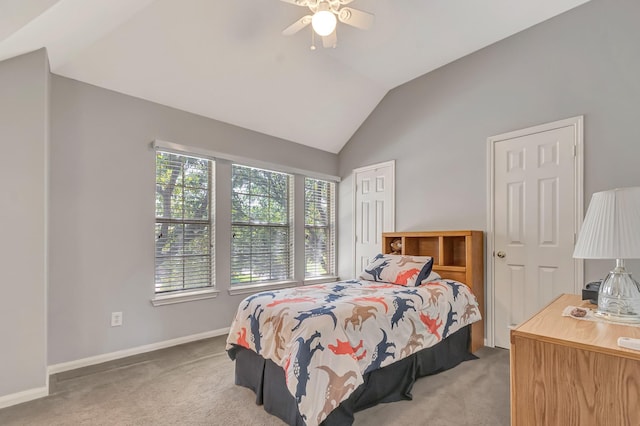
[497,251,506,259]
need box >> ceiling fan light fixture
[311,3,336,36]
[281,0,374,48]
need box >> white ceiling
[0,0,591,153]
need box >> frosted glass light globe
[312,10,336,36]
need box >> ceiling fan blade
[322,30,337,48]
[282,15,312,36]
[280,0,308,5]
[338,7,374,30]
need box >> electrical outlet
[111,311,123,327]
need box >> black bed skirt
[227,325,476,426]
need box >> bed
[226,230,484,426]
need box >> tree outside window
[155,152,213,293]
[231,165,293,284]
[305,178,335,278]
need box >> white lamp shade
[312,6,336,36]
[573,186,640,259]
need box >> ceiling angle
[281,0,374,49]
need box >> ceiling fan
[281,0,374,49]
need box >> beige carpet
[0,336,510,425]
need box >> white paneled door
[490,117,583,349]
[353,161,395,277]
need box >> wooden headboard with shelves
[382,230,484,352]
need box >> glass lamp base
[596,260,640,323]
[594,310,640,323]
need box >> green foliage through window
[231,165,293,284]
[155,152,213,293]
[305,178,335,278]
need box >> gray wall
[338,0,640,281]
[0,49,48,398]
[49,75,337,364]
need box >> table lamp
[573,186,640,323]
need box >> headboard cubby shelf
[382,230,484,352]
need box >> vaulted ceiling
[0,0,591,153]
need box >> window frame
[304,177,337,280]
[150,139,341,301]
[152,150,218,306]
[230,164,295,289]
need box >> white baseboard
[48,327,230,375]
[0,386,48,410]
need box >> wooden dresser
[510,294,640,426]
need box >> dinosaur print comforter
[226,279,481,426]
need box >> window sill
[228,280,299,296]
[303,276,340,286]
[151,288,220,306]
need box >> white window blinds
[155,152,214,293]
[304,178,336,278]
[231,164,294,284]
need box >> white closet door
[353,161,395,277]
[491,117,583,349]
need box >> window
[304,178,336,278]
[231,165,293,285]
[155,151,214,293]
